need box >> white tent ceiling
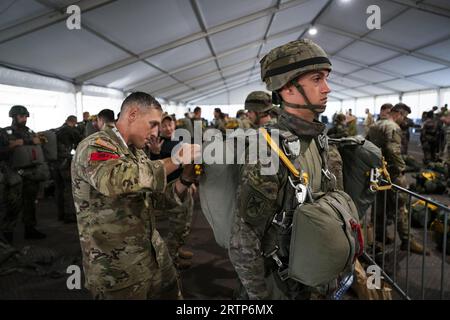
[0,0,449,105]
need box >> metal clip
[272,211,288,229]
[288,176,307,204]
[322,168,332,180]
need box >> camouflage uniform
[147,136,194,263]
[421,117,439,164]
[71,124,184,299]
[364,112,374,135]
[366,119,410,243]
[328,114,349,139]
[229,40,338,300]
[399,117,414,155]
[244,91,275,128]
[0,124,41,234]
[53,123,82,222]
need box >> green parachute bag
[289,190,363,287]
[431,212,450,255]
[329,136,383,219]
[411,200,438,228]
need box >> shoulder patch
[94,138,117,152]
[90,151,120,161]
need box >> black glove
[180,164,198,186]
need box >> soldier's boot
[178,247,193,260]
[24,226,46,240]
[1,232,13,244]
[400,239,430,256]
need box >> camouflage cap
[260,39,332,91]
[244,91,273,112]
[9,105,29,117]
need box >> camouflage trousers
[164,190,194,259]
[50,161,76,220]
[374,175,410,242]
[0,177,39,232]
[422,140,438,164]
[90,230,182,300]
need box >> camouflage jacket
[366,119,406,176]
[229,110,334,299]
[71,125,184,292]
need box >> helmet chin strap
[281,80,326,114]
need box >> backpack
[260,128,362,288]
[329,136,385,219]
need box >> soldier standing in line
[421,111,439,164]
[0,105,47,243]
[244,91,277,128]
[229,39,344,299]
[367,105,426,255]
[53,115,82,223]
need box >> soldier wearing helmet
[229,40,344,299]
[244,91,276,128]
[0,105,47,243]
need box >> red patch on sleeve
[90,152,120,161]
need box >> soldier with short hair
[244,91,276,128]
[367,105,426,255]
[421,111,439,164]
[97,109,115,131]
[229,39,348,300]
[0,105,47,243]
[71,92,200,299]
[53,115,82,223]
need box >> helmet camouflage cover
[244,91,273,113]
[9,105,30,117]
[260,39,332,91]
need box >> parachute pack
[200,129,371,287]
[329,136,387,219]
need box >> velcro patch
[95,138,117,152]
[90,152,120,161]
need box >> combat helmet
[9,105,30,117]
[244,91,273,113]
[260,39,332,113]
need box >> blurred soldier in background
[147,112,195,270]
[53,115,82,223]
[346,109,357,136]
[244,91,276,128]
[0,105,47,243]
[236,110,253,129]
[364,108,374,135]
[97,109,115,131]
[328,113,349,139]
[421,111,439,164]
[212,107,226,133]
[367,105,426,255]
[77,111,90,138]
[395,103,414,155]
[192,106,208,130]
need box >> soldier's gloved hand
[9,139,24,148]
[180,164,199,186]
[172,143,201,165]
